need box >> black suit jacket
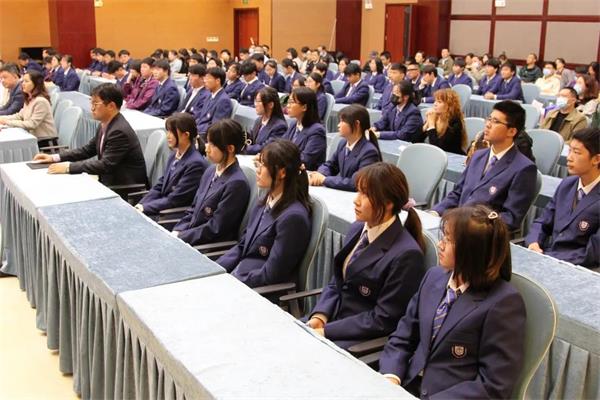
[59,113,148,187]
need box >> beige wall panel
[496,0,543,15]
[449,20,491,55]
[545,22,600,64]
[548,0,600,16]
[493,21,541,59]
[451,0,492,15]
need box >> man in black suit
[33,83,147,188]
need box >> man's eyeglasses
[486,116,509,127]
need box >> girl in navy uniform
[380,204,526,399]
[305,72,328,123]
[526,127,600,269]
[136,113,208,217]
[309,104,381,191]
[172,119,250,246]
[218,139,312,288]
[364,58,387,94]
[283,87,326,170]
[307,163,426,349]
[245,87,288,155]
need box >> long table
[327,103,382,133]
[2,161,417,400]
[0,127,38,164]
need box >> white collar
[211,87,223,99]
[346,136,361,151]
[296,122,303,131]
[362,215,396,244]
[267,192,283,209]
[245,76,258,85]
[489,143,514,161]
[448,271,470,294]
[578,174,600,195]
[215,158,236,177]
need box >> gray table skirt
[114,321,188,400]
[0,144,38,164]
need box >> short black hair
[315,62,328,74]
[239,48,249,55]
[91,83,124,109]
[220,49,231,56]
[107,60,123,74]
[188,63,207,76]
[380,51,391,59]
[0,63,20,76]
[572,128,600,159]
[561,87,578,99]
[501,61,516,73]
[141,57,155,67]
[43,56,53,64]
[485,58,501,70]
[206,119,246,155]
[129,60,142,73]
[154,59,170,74]
[207,66,225,86]
[18,52,31,61]
[454,57,466,68]
[301,46,310,53]
[95,48,106,56]
[227,62,240,75]
[240,61,257,76]
[422,64,438,77]
[390,63,406,73]
[189,53,204,63]
[344,62,361,76]
[544,61,557,69]
[105,50,116,58]
[62,54,74,65]
[118,49,130,56]
[493,100,525,133]
[281,58,297,71]
[265,59,278,70]
[250,53,265,63]
[426,56,438,64]
[287,47,298,58]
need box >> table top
[0,162,117,216]
[37,197,224,305]
[0,127,37,144]
[117,273,413,399]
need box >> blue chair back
[53,99,73,130]
[522,83,541,104]
[239,165,259,237]
[528,128,564,175]
[422,230,439,270]
[522,104,541,130]
[452,84,472,110]
[233,105,259,133]
[299,196,329,292]
[397,143,448,207]
[324,93,335,126]
[330,80,345,96]
[143,129,167,184]
[57,106,83,148]
[229,99,239,119]
[464,117,486,151]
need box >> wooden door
[234,8,259,56]
[384,4,412,62]
[335,0,362,60]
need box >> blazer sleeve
[216,226,248,273]
[0,91,25,116]
[4,99,50,131]
[499,163,537,231]
[236,210,311,288]
[496,81,523,101]
[323,146,380,191]
[310,275,340,319]
[177,179,250,245]
[525,191,556,246]
[154,86,180,116]
[584,228,600,268]
[64,72,80,91]
[431,290,526,400]
[374,108,391,132]
[67,127,132,176]
[141,162,205,215]
[300,127,326,170]
[317,142,342,176]
[379,109,424,141]
[213,96,233,121]
[378,268,431,380]
[59,130,99,162]
[324,249,425,340]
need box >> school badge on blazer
[489,185,497,195]
[579,220,590,232]
[203,206,213,216]
[358,285,371,297]
[259,245,269,257]
[451,345,467,358]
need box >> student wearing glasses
[431,101,537,231]
[245,87,288,155]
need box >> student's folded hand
[527,242,544,253]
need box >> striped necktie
[347,231,369,267]
[573,188,585,210]
[483,155,498,176]
[431,287,460,343]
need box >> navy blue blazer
[332,72,348,82]
[408,76,422,91]
[180,87,210,114]
[375,81,393,111]
[496,77,524,101]
[224,79,245,99]
[195,89,233,134]
[284,72,302,93]
[245,116,288,155]
[447,73,472,88]
[266,73,286,93]
[316,91,328,122]
[317,137,380,191]
[24,60,42,74]
[0,83,24,116]
[238,79,265,106]
[173,161,250,245]
[258,70,270,85]
[374,103,423,141]
[433,146,537,231]
[283,122,327,170]
[144,78,180,117]
[364,72,387,94]
[139,146,209,215]
[218,200,311,288]
[51,67,64,87]
[526,176,600,269]
[379,267,526,399]
[311,219,425,348]
[58,68,80,92]
[335,79,370,106]
[476,74,503,95]
[323,80,335,96]
[421,77,451,103]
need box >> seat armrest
[347,336,388,357]
[279,288,323,303]
[159,206,190,215]
[253,282,296,296]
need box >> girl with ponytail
[380,204,525,399]
[309,104,381,191]
[218,139,312,288]
[306,162,425,349]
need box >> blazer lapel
[420,271,449,348]
[474,147,516,189]
[558,183,600,232]
[430,289,485,353]
[245,207,276,253]
[343,138,365,176]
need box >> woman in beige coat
[0,70,57,139]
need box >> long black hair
[290,87,320,128]
[259,139,311,218]
[339,104,382,161]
